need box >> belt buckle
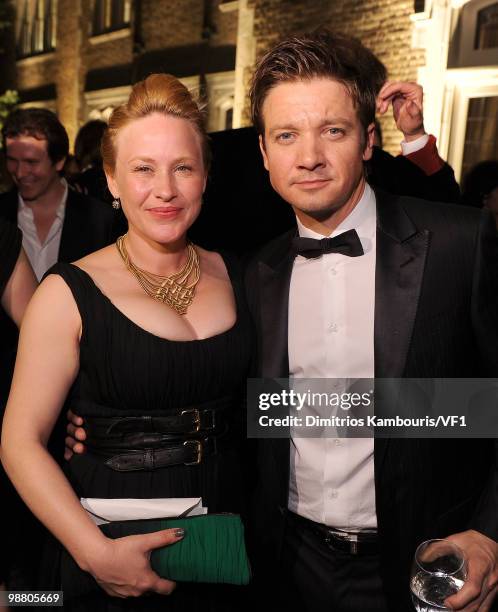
[183,439,202,465]
[326,530,359,555]
[349,536,358,554]
[181,408,201,433]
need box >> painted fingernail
[174,528,185,538]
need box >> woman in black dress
[2,74,252,610]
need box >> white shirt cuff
[400,133,429,156]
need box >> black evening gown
[38,256,253,611]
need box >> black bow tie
[292,229,364,259]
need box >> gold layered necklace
[116,234,200,315]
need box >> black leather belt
[89,436,226,471]
[86,429,218,451]
[287,511,379,556]
[81,396,238,471]
[84,397,234,439]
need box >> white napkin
[81,497,206,525]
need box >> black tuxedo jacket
[0,187,118,262]
[245,188,498,610]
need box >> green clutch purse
[100,513,251,585]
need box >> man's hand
[64,409,87,460]
[377,81,426,142]
[444,530,498,611]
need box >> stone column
[232,0,255,128]
[55,0,89,149]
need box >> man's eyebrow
[325,117,355,128]
[6,155,36,161]
[268,117,355,135]
[268,123,299,135]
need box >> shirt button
[330,490,339,499]
[328,323,338,333]
[330,267,337,275]
[334,438,342,447]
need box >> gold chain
[116,234,200,315]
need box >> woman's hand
[86,528,185,598]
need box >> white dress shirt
[287,182,377,530]
[17,180,68,281]
[401,133,429,156]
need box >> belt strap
[90,436,226,471]
[287,511,379,556]
[84,396,235,440]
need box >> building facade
[4,0,498,178]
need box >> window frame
[16,0,56,60]
[91,0,131,37]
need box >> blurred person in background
[0,108,118,281]
[0,218,37,598]
[461,160,498,230]
[70,119,114,206]
[371,81,460,203]
[0,109,120,593]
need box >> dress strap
[43,262,107,343]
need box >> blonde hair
[101,73,210,174]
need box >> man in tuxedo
[245,30,498,611]
[0,108,117,281]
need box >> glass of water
[410,539,467,611]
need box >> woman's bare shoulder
[23,272,81,335]
[196,246,231,281]
[73,244,116,273]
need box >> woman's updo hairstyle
[101,73,210,174]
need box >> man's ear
[55,156,66,172]
[362,123,376,162]
[259,134,269,171]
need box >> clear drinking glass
[410,539,467,611]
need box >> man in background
[0,108,117,280]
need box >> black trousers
[277,512,389,612]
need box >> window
[413,0,425,13]
[224,107,233,130]
[461,96,498,178]
[92,0,131,36]
[17,0,56,59]
[475,3,498,49]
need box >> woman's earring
[112,198,121,210]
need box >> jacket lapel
[59,190,86,262]
[258,230,295,379]
[0,189,19,224]
[373,189,430,482]
[374,189,430,378]
[256,230,295,503]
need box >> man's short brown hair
[2,108,69,164]
[250,29,387,136]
